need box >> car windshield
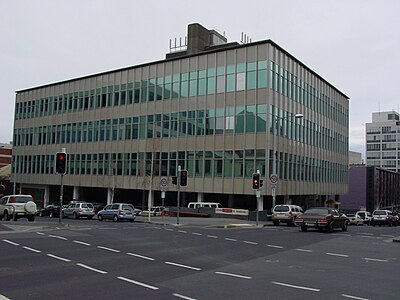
[373,211,387,215]
[274,206,289,212]
[304,208,329,215]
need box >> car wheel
[327,222,334,233]
[4,211,11,221]
[13,213,18,221]
[98,214,103,221]
[342,221,348,231]
[27,215,35,222]
[301,225,307,232]
[273,221,279,226]
[73,212,78,219]
[113,215,119,222]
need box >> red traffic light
[55,152,67,174]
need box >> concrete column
[228,194,234,208]
[44,186,50,206]
[258,195,264,211]
[107,188,113,205]
[147,190,154,209]
[73,186,79,200]
[197,192,204,202]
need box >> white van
[188,202,222,208]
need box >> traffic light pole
[59,174,64,224]
[177,165,181,225]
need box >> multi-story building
[366,111,400,172]
[0,143,12,168]
[12,23,349,210]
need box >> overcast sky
[1,0,399,158]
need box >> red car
[295,207,349,232]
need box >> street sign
[160,176,168,192]
[270,174,278,188]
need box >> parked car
[38,204,60,218]
[140,206,165,217]
[90,202,106,214]
[97,203,136,222]
[371,210,397,227]
[0,194,37,222]
[62,202,95,219]
[295,207,349,232]
[355,211,372,225]
[272,204,304,226]
[346,213,364,226]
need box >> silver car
[97,203,136,222]
[62,202,95,219]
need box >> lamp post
[271,113,303,209]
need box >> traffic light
[55,152,67,174]
[172,176,178,185]
[260,179,264,187]
[252,173,260,190]
[180,170,187,186]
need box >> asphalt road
[0,218,399,300]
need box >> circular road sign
[270,174,278,185]
[160,176,168,191]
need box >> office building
[13,23,349,210]
[366,111,400,172]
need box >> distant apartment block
[0,143,12,168]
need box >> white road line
[358,233,374,236]
[215,271,252,280]
[49,235,67,241]
[326,252,349,258]
[178,230,187,233]
[165,262,201,271]
[207,235,218,239]
[165,228,174,231]
[363,257,389,262]
[127,253,155,261]
[97,246,120,253]
[173,293,197,300]
[76,263,107,274]
[36,232,45,235]
[271,281,320,292]
[0,294,10,300]
[117,276,159,290]
[225,238,237,242]
[3,239,19,246]
[342,294,371,300]
[98,227,117,230]
[295,248,313,253]
[73,240,91,246]
[47,254,71,262]
[243,241,258,245]
[192,232,202,236]
[22,246,41,253]
[267,244,283,249]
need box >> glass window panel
[236,73,245,91]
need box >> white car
[272,204,304,226]
[140,206,165,217]
[346,213,364,226]
[0,194,37,222]
[355,211,372,225]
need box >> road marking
[295,248,313,253]
[363,257,388,262]
[215,271,252,280]
[380,234,395,237]
[2,239,19,246]
[225,238,237,242]
[243,241,258,245]
[97,246,120,253]
[271,281,320,292]
[267,244,283,249]
[22,246,41,253]
[358,233,374,236]
[165,228,174,231]
[178,230,187,233]
[76,263,107,274]
[49,235,67,240]
[118,276,159,290]
[192,232,202,236]
[206,235,218,239]
[36,232,45,235]
[173,293,197,300]
[47,254,71,262]
[326,252,349,258]
[98,227,117,230]
[0,294,10,299]
[342,294,371,300]
[127,253,155,261]
[165,262,201,271]
[73,240,91,246]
